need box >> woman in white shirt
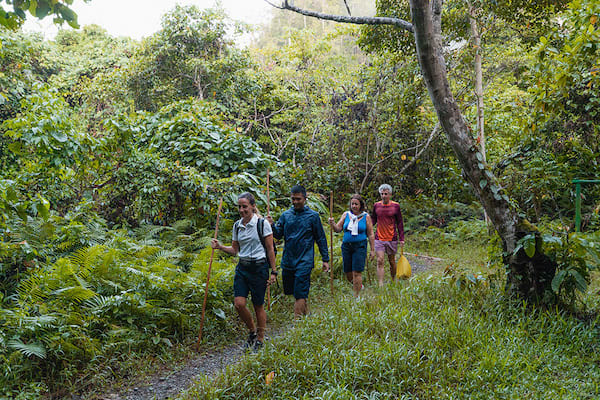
[211,192,277,351]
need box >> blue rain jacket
[272,206,329,270]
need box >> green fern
[51,286,97,303]
[17,274,46,304]
[154,248,184,262]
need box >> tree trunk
[467,1,492,228]
[467,1,485,162]
[409,0,555,300]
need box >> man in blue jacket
[266,185,330,318]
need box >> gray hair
[378,184,393,194]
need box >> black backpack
[235,218,277,257]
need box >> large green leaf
[35,1,51,18]
[569,270,587,292]
[51,131,68,143]
[551,269,567,293]
[35,195,50,220]
[523,236,536,258]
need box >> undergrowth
[184,275,600,399]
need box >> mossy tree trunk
[409,0,556,300]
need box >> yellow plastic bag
[396,248,412,279]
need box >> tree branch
[343,0,352,16]
[264,0,414,32]
[399,123,440,175]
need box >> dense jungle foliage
[0,0,599,397]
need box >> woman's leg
[345,271,354,283]
[253,304,267,341]
[352,271,363,296]
[234,296,256,333]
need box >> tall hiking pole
[266,168,271,311]
[196,197,223,350]
[329,191,334,294]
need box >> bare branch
[343,0,352,16]
[398,123,440,175]
[265,0,414,32]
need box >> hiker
[371,184,405,286]
[328,194,375,296]
[266,185,329,318]
[211,192,277,351]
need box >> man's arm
[370,203,378,226]
[313,214,329,262]
[396,205,405,243]
[267,214,284,240]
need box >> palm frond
[84,295,113,310]
[7,338,47,359]
[22,314,58,328]
[125,266,146,276]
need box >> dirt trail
[100,339,250,400]
[97,255,436,400]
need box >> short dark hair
[238,192,256,205]
[290,185,307,198]
[349,194,366,213]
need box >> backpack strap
[233,220,241,240]
[257,218,266,250]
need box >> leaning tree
[269,0,559,300]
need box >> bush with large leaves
[99,99,282,226]
[498,0,600,225]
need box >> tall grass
[184,275,600,399]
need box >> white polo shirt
[232,214,273,260]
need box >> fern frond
[154,248,184,261]
[17,274,46,303]
[7,338,47,359]
[172,219,192,234]
[52,286,97,303]
[69,246,106,277]
[134,224,174,240]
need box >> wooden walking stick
[329,191,334,294]
[266,168,271,311]
[196,197,223,350]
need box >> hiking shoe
[244,331,257,349]
[252,340,263,352]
